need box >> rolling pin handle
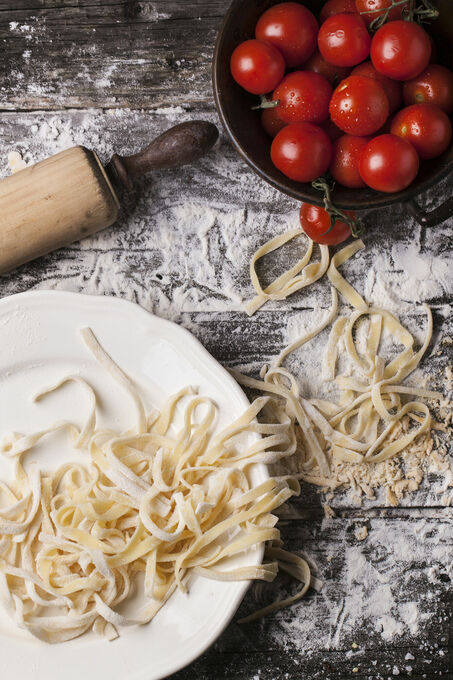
[106,120,219,191]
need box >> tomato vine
[360,0,439,31]
[311,177,363,238]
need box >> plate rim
[0,289,268,680]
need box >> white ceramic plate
[0,291,267,680]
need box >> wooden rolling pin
[0,120,218,274]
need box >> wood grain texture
[171,518,452,680]
[0,0,223,110]
[0,1,452,678]
[0,146,119,272]
[0,107,450,680]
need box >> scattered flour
[9,22,33,33]
[364,238,452,314]
[138,5,171,22]
[0,109,282,321]
[1,110,451,655]
[263,515,450,650]
[152,106,186,120]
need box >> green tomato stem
[360,0,438,31]
[311,177,363,239]
[251,95,280,111]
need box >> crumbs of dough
[273,410,453,506]
[354,526,368,542]
[7,151,27,174]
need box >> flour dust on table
[260,515,451,650]
[2,108,451,317]
[2,109,452,503]
[0,106,452,674]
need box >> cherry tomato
[359,134,419,192]
[318,14,370,67]
[391,103,452,160]
[271,123,332,182]
[255,2,318,68]
[370,21,431,81]
[304,50,351,85]
[320,0,357,23]
[230,39,285,95]
[300,203,353,245]
[351,60,402,113]
[403,65,453,115]
[272,71,332,124]
[330,134,371,187]
[329,75,389,135]
[261,106,286,137]
[355,0,410,26]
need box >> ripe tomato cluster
[230,1,453,243]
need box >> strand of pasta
[237,547,312,624]
[245,230,329,316]
[274,288,338,368]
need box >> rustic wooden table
[0,2,452,679]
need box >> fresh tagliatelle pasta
[235,238,445,499]
[0,328,309,643]
[245,229,330,316]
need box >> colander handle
[407,196,453,227]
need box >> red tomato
[329,75,389,135]
[318,14,370,67]
[300,203,353,245]
[255,2,318,68]
[320,0,357,23]
[272,71,332,124]
[391,103,452,160]
[271,123,332,182]
[370,21,431,81]
[261,107,286,137]
[230,40,285,95]
[351,61,402,113]
[355,0,410,26]
[304,50,351,85]
[403,65,453,115]
[359,134,419,192]
[330,134,371,187]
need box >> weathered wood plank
[170,515,452,679]
[0,108,451,517]
[0,6,452,676]
[0,0,227,110]
[0,109,451,314]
